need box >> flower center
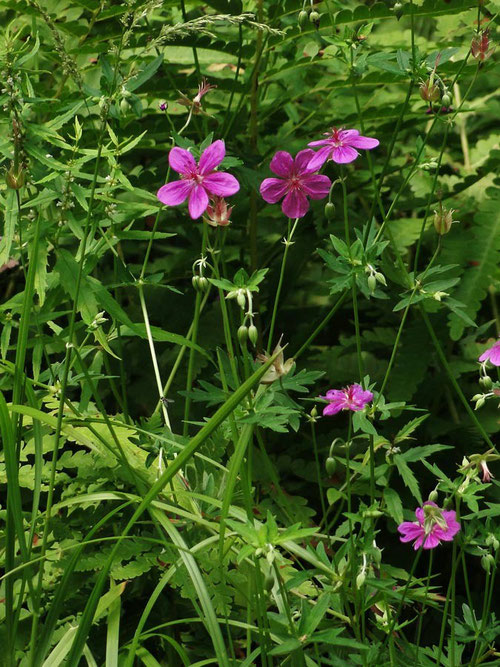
[329,127,343,147]
[288,175,302,191]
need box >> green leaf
[394,455,422,505]
[0,190,17,266]
[384,488,403,525]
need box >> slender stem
[311,418,327,527]
[267,218,299,350]
[413,551,433,665]
[293,291,348,360]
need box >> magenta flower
[260,149,331,218]
[157,140,239,219]
[320,383,373,416]
[398,501,460,550]
[479,339,500,366]
[307,127,380,170]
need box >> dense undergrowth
[0,0,500,665]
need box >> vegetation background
[0,0,499,665]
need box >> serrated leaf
[394,455,422,504]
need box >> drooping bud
[474,395,486,410]
[356,571,366,588]
[248,324,258,346]
[420,80,440,102]
[481,553,495,573]
[375,272,387,286]
[479,375,493,390]
[486,534,500,551]
[324,202,335,219]
[309,10,320,26]
[237,325,248,345]
[367,274,377,293]
[198,276,209,292]
[298,10,309,29]
[393,2,403,20]
[192,275,201,291]
[428,489,439,502]
[441,91,452,107]
[325,457,337,476]
[236,289,246,310]
[471,30,494,62]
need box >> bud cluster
[192,255,210,293]
[298,6,321,30]
[365,264,386,294]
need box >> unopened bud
[311,405,318,419]
[367,274,377,293]
[479,376,493,390]
[298,10,309,29]
[481,554,495,573]
[237,325,248,345]
[192,276,200,291]
[236,289,246,309]
[475,396,486,410]
[120,98,130,114]
[309,10,320,25]
[375,272,387,286]
[198,276,208,292]
[324,202,335,219]
[441,92,452,107]
[325,457,337,476]
[428,489,439,502]
[356,571,366,588]
[248,324,258,346]
[393,2,403,19]
[486,534,500,551]
[372,546,382,566]
[420,80,440,102]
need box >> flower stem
[267,218,299,350]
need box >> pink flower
[260,149,331,218]
[398,501,460,550]
[157,140,239,219]
[320,383,373,416]
[480,460,494,483]
[307,127,379,170]
[479,339,500,366]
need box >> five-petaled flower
[157,140,239,219]
[398,501,460,550]
[307,127,379,170]
[260,149,331,218]
[479,339,500,367]
[320,383,373,416]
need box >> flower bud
[120,98,130,114]
[298,10,309,29]
[420,80,440,102]
[309,10,320,25]
[481,554,495,573]
[475,396,486,410]
[375,272,387,286]
[237,325,248,345]
[310,405,318,419]
[325,457,337,476]
[5,166,25,190]
[236,289,246,310]
[192,276,200,291]
[486,534,500,551]
[479,375,493,390]
[324,202,335,219]
[428,489,439,502]
[198,276,209,292]
[441,92,452,107]
[367,274,377,293]
[393,2,403,19]
[372,546,382,566]
[356,571,366,588]
[248,324,258,346]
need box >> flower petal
[323,402,343,416]
[398,523,423,542]
[169,147,197,175]
[282,189,309,218]
[308,139,331,147]
[331,145,359,164]
[260,177,288,204]
[307,146,333,171]
[157,179,192,206]
[199,140,226,174]
[300,174,332,199]
[188,185,209,219]
[346,134,380,150]
[203,172,240,197]
[423,532,441,549]
[413,535,424,550]
[270,151,293,177]
[294,149,317,175]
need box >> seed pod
[479,375,493,390]
[309,10,320,25]
[298,10,309,29]
[367,274,377,293]
[264,573,274,591]
[324,202,335,219]
[325,457,337,476]
[248,324,258,346]
[237,325,248,345]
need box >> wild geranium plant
[1,2,499,666]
